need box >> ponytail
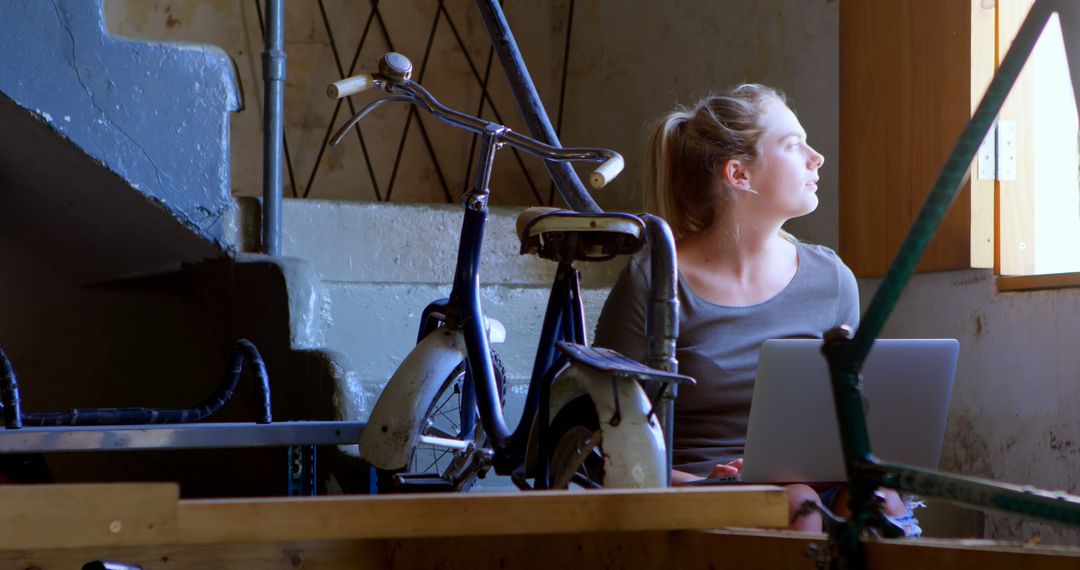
[643,85,787,239]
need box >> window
[997,7,1080,288]
[840,0,1080,290]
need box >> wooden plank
[840,0,976,277]
[10,531,1079,570]
[869,536,1080,569]
[0,540,387,570]
[176,486,789,544]
[998,0,1038,275]
[672,531,1080,570]
[0,483,178,550]
[971,0,997,268]
[997,271,1080,291]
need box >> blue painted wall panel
[0,0,241,249]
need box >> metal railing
[255,0,582,242]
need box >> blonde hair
[644,84,787,239]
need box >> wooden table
[2,483,1079,569]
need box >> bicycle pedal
[391,472,456,492]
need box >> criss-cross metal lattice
[256,0,577,205]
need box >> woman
[594,85,914,533]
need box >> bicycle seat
[516,207,646,262]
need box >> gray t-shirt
[593,241,860,476]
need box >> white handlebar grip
[327,74,375,99]
[589,154,624,189]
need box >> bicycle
[328,52,691,491]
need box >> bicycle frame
[345,55,677,489]
[825,0,1080,566]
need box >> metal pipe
[262,0,286,256]
[640,214,679,487]
[17,340,272,427]
[1,348,23,429]
[474,0,600,213]
[454,208,511,448]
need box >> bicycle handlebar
[327,54,623,190]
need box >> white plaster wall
[860,271,1080,544]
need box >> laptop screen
[740,339,959,483]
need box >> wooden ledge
[177,485,788,544]
[0,483,788,550]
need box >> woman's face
[742,99,825,222]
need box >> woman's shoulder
[795,241,851,270]
[794,240,839,261]
[793,240,857,286]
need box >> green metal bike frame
[823,0,1080,566]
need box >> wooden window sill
[997,272,1080,292]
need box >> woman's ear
[721,158,755,194]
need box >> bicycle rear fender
[359,328,468,470]
[552,365,666,488]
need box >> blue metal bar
[0,348,22,429]
[474,0,600,213]
[11,340,272,428]
[0,421,366,453]
[641,214,680,487]
[453,208,510,448]
[261,0,286,255]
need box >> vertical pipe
[262,0,286,256]
[474,0,600,213]
[641,214,679,487]
[1,348,23,429]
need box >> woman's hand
[671,459,744,486]
[708,458,743,478]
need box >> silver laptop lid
[740,339,959,483]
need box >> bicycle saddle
[516,207,646,262]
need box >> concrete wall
[560,0,840,247]
[860,270,1080,544]
[101,0,840,247]
[104,0,568,208]
[0,0,240,252]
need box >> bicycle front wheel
[402,351,507,491]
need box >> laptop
[693,338,959,485]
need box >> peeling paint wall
[0,0,240,249]
[860,271,1080,544]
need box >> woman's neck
[677,218,799,306]
[692,218,788,277]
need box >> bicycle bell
[379,52,413,83]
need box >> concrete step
[0,1,242,282]
[235,197,627,421]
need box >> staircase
[0,0,623,495]
[233,198,622,434]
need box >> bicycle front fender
[359,328,467,471]
[557,364,666,488]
